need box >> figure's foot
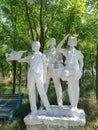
[39,106,44,110]
[47,107,51,112]
[70,106,82,118]
[31,111,37,116]
[58,104,63,109]
[46,107,52,114]
[58,101,63,107]
[71,107,78,112]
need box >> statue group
[6,34,84,115]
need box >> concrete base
[24,105,86,130]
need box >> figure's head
[32,41,40,51]
[68,37,77,47]
[49,38,56,48]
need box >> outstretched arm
[18,55,32,63]
[57,34,70,49]
[5,50,27,61]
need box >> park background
[0,0,98,130]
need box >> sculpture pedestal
[24,105,86,130]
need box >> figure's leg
[67,79,79,110]
[27,74,37,113]
[40,74,50,108]
[44,74,50,93]
[36,79,51,112]
[53,76,63,106]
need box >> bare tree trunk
[0,62,5,78]
[65,7,75,34]
[90,54,94,77]
[25,64,28,87]
[96,44,98,102]
[9,0,17,94]
[24,0,34,41]
[40,0,44,52]
[12,61,17,94]
[18,63,22,91]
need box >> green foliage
[0,75,97,130]
[0,0,97,51]
[0,1,98,129]
[0,0,98,98]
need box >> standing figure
[44,34,69,106]
[57,37,84,111]
[19,41,51,114]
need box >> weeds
[0,74,97,130]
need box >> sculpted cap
[32,41,40,51]
[49,38,56,47]
[68,37,77,47]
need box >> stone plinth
[24,105,86,130]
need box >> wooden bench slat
[0,100,17,102]
[0,98,17,100]
[0,108,11,111]
[0,93,23,120]
[0,107,11,109]
[0,113,9,116]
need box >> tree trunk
[12,61,17,94]
[96,44,98,102]
[24,0,34,41]
[9,1,17,94]
[90,54,94,77]
[25,64,28,87]
[40,0,44,52]
[18,63,22,91]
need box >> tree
[0,0,98,97]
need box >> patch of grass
[0,76,98,130]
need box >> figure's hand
[18,59,22,62]
[63,34,70,41]
[65,33,70,39]
[57,33,70,49]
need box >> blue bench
[0,93,23,120]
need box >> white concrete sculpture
[44,34,69,106]
[56,36,84,111]
[5,50,27,61]
[18,41,51,115]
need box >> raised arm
[57,34,70,49]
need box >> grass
[0,75,98,130]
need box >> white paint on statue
[56,36,84,111]
[43,34,69,106]
[44,39,63,106]
[6,35,84,119]
[24,106,86,127]
[18,41,51,115]
[5,50,27,61]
